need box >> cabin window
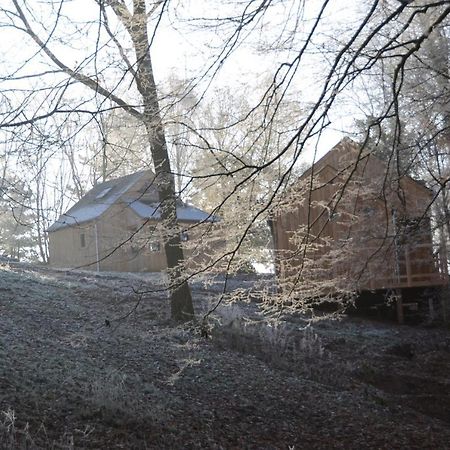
[328,210,340,222]
[80,233,86,248]
[180,231,189,242]
[398,217,430,242]
[361,206,375,217]
[148,241,161,252]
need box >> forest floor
[1,263,450,449]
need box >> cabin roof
[48,170,216,232]
[300,137,432,194]
[128,200,217,223]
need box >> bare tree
[2,0,194,320]
[1,0,450,316]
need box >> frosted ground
[1,263,450,449]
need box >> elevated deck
[362,242,448,291]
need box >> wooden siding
[48,222,98,270]
[48,201,217,272]
[273,139,447,294]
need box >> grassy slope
[0,264,450,449]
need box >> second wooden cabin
[271,138,448,317]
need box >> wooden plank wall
[49,202,219,273]
[273,140,446,293]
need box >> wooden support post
[405,246,412,287]
[396,289,404,325]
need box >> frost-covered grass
[1,264,450,449]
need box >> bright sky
[0,0,373,179]
[147,0,362,158]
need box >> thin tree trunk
[267,216,282,292]
[34,152,49,263]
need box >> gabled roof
[128,200,216,223]
[300,137,432,195]
[299,137,357,181]
[48,170,216,232]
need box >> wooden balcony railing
[360,242,448,290]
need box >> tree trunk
[128,0,194,321]
[143,114,195,321]
[13,0,194,320]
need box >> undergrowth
[210,302,326,368]
[0,408,75,450]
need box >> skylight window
[95,187,112,199]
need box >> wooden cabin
[47,170,218,272]
[272,138,448,317]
